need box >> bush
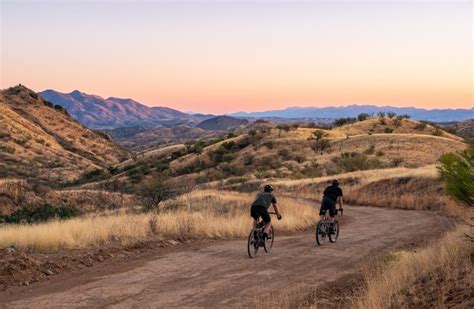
[414,121,427,130]
[384,127,394,134]
[332,152,382,172]
[438,146,473,206]
[264,141,275,149]
[334,117,356,127]
[311,138,331,153]
[3,204,77,224]
[357,113,370,122]
[312,130,326,140]
[387,112,396,118]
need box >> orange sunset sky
[1,1,472,114]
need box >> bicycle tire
[329,220,339,243]
[316,221,326,245]
[263,226,274,253]
[247,228,259,258]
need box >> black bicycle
[247,212,277,258]
[316,208,343,245]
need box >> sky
[1,1,472,114]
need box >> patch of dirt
[0,238,189,291]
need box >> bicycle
[316,208,343,245]
[247,212,277,258]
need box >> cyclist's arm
[337,196,343,209]
[272,202,281,216]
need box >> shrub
[29,92,38,100]
[387,112,396,118]
[376,150,384,157]
[243,154,255,166]
[384,127,394,134]
[312,130,326,140]
[3,204,77,224]
[357,113,370,122]
[438,146,473,206]
[264,141,275,149]
[393,116,403,127]
[414,121,427,130]
[364,144,375,155]
[377,112,386,118]
[334,117,356,127]
[391,157,403,167]
[332,152,382,172]
[278,148,291,160]
[311,138,331,153]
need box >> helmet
[332,179,340,186]
[264,184,274,192]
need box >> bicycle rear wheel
[329,220,339,243]
[264,226,274,253]
[247,228,259,258]
[316,221,326,245]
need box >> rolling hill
[39,89,210,129]
[0,85,129,182]
[196,116,249,131]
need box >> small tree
[357,113,370,122]
[387,112,396,118]
[140,175,177,212]
[438,146,473,207]
[312,130,326,140]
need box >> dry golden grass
[356,225,473,308]
[334,117,463,142]
[0,190,317,251]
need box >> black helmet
[332,179,340,186]
[264,184,274,192]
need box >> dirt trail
[0,206,451,308]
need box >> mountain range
[232,105,474,122]
[39,90,211,130]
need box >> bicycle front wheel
[247,228,259,258]
[264,226,274,253]
[316,221,326,245]
[329,220,339,243]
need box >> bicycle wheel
[316,221,326,245]
[247,228,259,258]
[329,220,339,243]
[264,226,274,253]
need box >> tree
[140,175,177,212]
[438,146,474,207]
[312,129,326,140]
[357,113,370,122]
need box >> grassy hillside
[0,85,129,183]
[75,116,467,195]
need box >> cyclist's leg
[250,206,260,228]
[319,202,328,220]
[261,208,272,236]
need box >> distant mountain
[196,116,249,131]
[39,89,210,129]
[0,85,129,183]
[232,105,474,122]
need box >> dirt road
[1,206,451,308]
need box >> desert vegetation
[0,190,316,251]
[356,225,473,308]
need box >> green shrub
[384,127,394,134]
[357,113,370,122]
[311,138,331,153]
[3,204,77,224]
[332,152,382,172]
[334,117,356,127]
[438,146,473,206]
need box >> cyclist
[250,184,282,241]
[320,180,344,233]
